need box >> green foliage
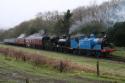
[53,10,72,35]
[78,21,106,35]
[107,22,125,46]
[54,19,64,35]
[63,10,72,35]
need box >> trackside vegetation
[0,44,125,83]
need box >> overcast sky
[0,0,110,29]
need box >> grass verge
[0,44,125,82]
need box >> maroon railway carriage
[16,38,25,46]
[25,34,43,48]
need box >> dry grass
[0,47,96,73]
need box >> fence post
[59,61,63,73]
[25,78,29,83]
[96,52,100,76]
[97,58,100,76]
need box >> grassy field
[112,47,125,58]
[0,44,125,83]
[0,54,115,83]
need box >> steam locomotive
[3,33,115,56]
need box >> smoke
[69,0,125,34]
[107,0,125,23]
[69,16,95,34]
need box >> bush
[108,22,125,46]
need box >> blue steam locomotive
[52,34,115,56]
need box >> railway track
[105,55,125,63]
[69,51,125,63]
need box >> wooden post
[97,58,100,76]
[96,52,100,76]
[59,61,63,73]
[25,78,29,83]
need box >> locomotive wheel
[73,49,78,55]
